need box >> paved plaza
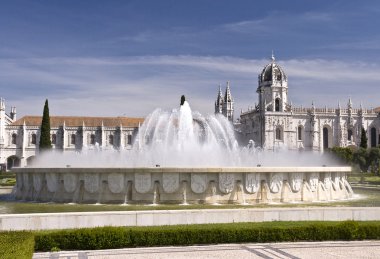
[33,240,380,259]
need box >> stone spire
[216,84,223,103]
[224,81,233,102]
[215,84,223,114]
[10,106,16,120]
[348,97,353,109]
[0,98,4,111]
[222,81,234,122]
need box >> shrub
[34,221,380,251]
[329,147,354,164]
[0,231,34,259]
[329,146,380,173]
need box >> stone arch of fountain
[13,167,353,204]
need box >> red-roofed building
[0,99,143,170]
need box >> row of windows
[10,133,52,145]
[10,133,133,146]
[69,134,132,145]
[276,126,380,145]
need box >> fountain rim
[13,166,352,174]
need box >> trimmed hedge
[34,221,380,251]
[0,231,35,259]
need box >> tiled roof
[374,107,380,113]
[11,116,144,127]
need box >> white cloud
[222,11,335,36]
[1,55,380,120]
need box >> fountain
[12,96,353,204]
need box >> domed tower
[257,53,288,113]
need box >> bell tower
[257,53,288,113]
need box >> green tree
[330,147,354,164]
[353,147,369,172]
[360,128,368,149]
[39,99,52,151]
[368,147,380,174]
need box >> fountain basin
[12,167,353,204]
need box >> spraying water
[132,97,239,167]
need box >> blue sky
[1,0,380,118]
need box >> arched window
[275,98,280,112]
[348,129,353,141]
[7,156,20,170]
[109,135,114,145]
[31,134,37,144]
[51,134,57,145]
[275,128,281,140]
[71,134,76,145]
[128,135,132,145]
[11,133,17,145]
[323,127,329,149]
[371,127,377,147]
[298,126,302,141]
[90,134,95,145]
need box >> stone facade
[0,103,143,170]
[234,55,380,151]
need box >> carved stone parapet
[162,173,179,193]
[219,173,234,194]
[191,173,207,194]
[245,173,260,193]
[134,173,151,193]
[270,173,283,193]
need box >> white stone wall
[2,207,380,231]
[239,108,379,151]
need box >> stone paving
[33,240,380,258]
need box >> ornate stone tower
[222,81,234,121]
[214,84,223,114]
[257,53,288,113]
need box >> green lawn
[348,173,380,185]
[0,173,16,187]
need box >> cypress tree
[360,128,368,149]
[39,99,52,151]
